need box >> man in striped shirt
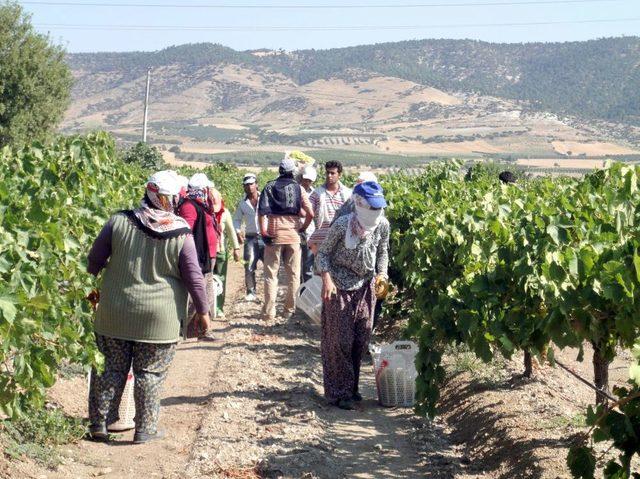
[308,160,352,252]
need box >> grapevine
[383,161,640,475]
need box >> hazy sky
[19,0,640,53]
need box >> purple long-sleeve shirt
[87,218,209,314]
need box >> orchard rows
[384,161,640,478]
[0,136,638,477]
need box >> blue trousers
[243,235,264,295]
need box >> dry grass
[552,140,639,156]
[517,158,608,169]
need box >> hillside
[69,37,640,124]
[64,37,640,163]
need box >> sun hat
[301,166,317,182]
[188,173,214,189]
[243,173,257,185]
[353,181,387,209]
[357,171,378,184]
[176,175,189,189]
[147,170,181,196]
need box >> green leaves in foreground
[0,132,144,417]
[567,445,596,479]
[0,132,245,418]
[569,384,640,479]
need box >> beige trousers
[262,243,301,319]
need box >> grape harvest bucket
[87,368,136,432]
[370,341,418,407]
[296,275,323,325]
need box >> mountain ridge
[68,36,640,124]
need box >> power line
[20,0,626,9]
[35,17,640,31]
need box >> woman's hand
[195,312,211,335]
[233,248,241,262]
[321,273,337,302]
[87,289,100,311]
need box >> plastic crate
[370,341,418,407]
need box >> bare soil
[182,271,445,478]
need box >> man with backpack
[258,157,314,320]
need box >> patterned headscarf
[187,185,209,204]
[133,171,190,237]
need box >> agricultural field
[65,51,640,166]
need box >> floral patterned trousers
[321,280,376,402]
[88,334,176,434]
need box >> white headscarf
[357,171,378,184]
[134,170,190,236]
[345,194,384,249]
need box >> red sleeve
[178,202,197,230]
[206,214,219,258]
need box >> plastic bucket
[297,275,323,324]
[211,274,224,319]
[370,341,418,407]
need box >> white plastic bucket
[370,341,418,407]
[211,274,224,319]
[297,275,323,324]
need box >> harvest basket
[370,341,418,407]
[87,368,136,431]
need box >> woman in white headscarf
[316,181,389,410]
[87,171,210,443]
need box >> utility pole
[142,68,151,143]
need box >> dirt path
[7,262,464,479]
[183,267,450,478]
[180,266,476,478]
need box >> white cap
[280,157,296,172]
[189,172,214,189]
[243,173,257,185]
[301,166,317,181]
[357,171,378,184]
[147,170,181,196]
